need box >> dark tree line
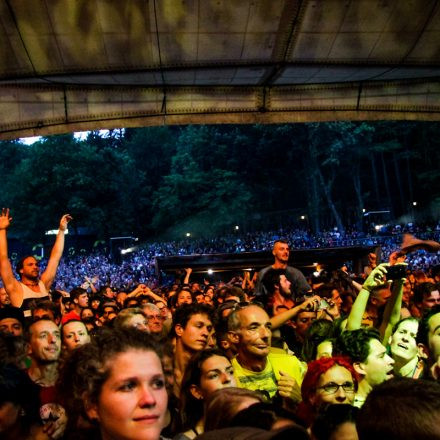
[0,121,439,242]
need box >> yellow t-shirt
[231,352,304,398]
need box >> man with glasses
[141,302,165,335]
[228,303,304,403]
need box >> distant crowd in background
[1,209,440,440]
[51,221,440,292]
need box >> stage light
[46,229,69,235]
[121,247,136,255]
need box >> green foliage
[151,126,252,236]
[0,121,439,242]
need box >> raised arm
[0,208,23,306]
[380,276,405,344]
[346,264,388,331]
[183,267,192,285]
[41,214,72,290]
[379,257,407,344]
[270,295,321,329]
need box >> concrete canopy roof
[0,0,439,140]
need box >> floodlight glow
[121,247,136,255]
[207,269,213,275]
[45,229,69,235]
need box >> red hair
[301,356,359,405]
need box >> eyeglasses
[146,314,163,321]
[316,381,355,394]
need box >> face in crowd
[143,308,164,334]
[76,292,89,309]
[176,290,193,307]
[311,365,356,407]
[272,242,290,265]
[293,311,317,341]
[29,320,61,363]
[62,320,91,353]
[389,319,419,363]
[175,313,213,352]
[0,317,23,337]
[230,305,272,361]
[355,338,394,386]
[0,287,10,306]
[424,311,440,362]
[278,275,292,296]
[423,288,440,310]
[86,348,168,440]
[190,354,236,400]
[19,256,40,281]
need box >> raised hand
[300,294,321,312]
[277,370,301,402]
[0,208,12,230]
[362,263,389,292]
[59,214,72,231]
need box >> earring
[20,408,26,417]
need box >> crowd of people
[1,208,440,439]
[49,222,440,292]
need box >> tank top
[20,281,49,317]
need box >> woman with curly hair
[58,327,168,440]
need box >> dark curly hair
[57,327,163,432]
[172,303,215,336]
[334,328,380,363]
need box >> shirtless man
[0,208,71,317]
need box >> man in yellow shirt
[228,303,304,402]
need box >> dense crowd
[1,209,440,440]
[49,223,440,292]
